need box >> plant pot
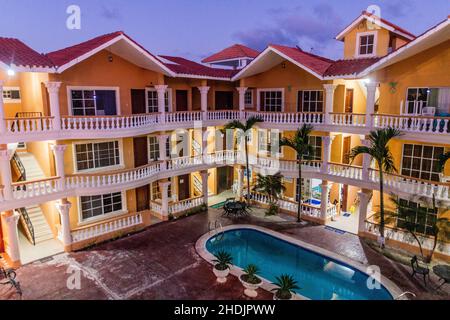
[239,275,262,298]
[273,292,293,300]
[213,266,230,283]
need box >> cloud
[232,3,344,58]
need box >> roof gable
[202,44,259,63]
[160,55,237,79]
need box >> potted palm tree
[212,250,233,283]
[253,172,286,215]
[239,264,263,297]
[271,274,299,300]
[224,116,263,202]
[279,124,314,222]
[349,127,402,248]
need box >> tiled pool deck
[0,209,448,300]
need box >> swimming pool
[203,227,395,300]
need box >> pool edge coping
[195,224,405,300]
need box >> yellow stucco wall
[343,20,390,59]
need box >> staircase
[14,153,54,244]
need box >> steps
[15,153,54,244]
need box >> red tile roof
[269,44,334,76]
[202,44,259,63]
[0,37,53,69]
[324,57,381,77]
[161,55,238,79]
[362,11,416,39]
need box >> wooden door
[131,89,146,114]
[345,89,354,113]
[134,136,149,211]
[342,136,351,164]
[216,166,233,193]
[215,91,234,110]
[177,174,190,201]
[176,90,188,111]
[136,185,150,211]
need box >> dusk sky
[1,0,449,61]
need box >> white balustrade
[12,178,59,200]
[245,111,324,124]
[61,114,159,131]
[71,213,143,243]
[330,113,366,126]
[6,117,53,133]
[165,111,202,123]
[169,196,204,214]
[373,114,450,134]
[207,110,240,121]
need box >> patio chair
[410,255,430,286]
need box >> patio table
[432,265,450,290]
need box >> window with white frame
[70,89,117,116]
[258,129,281,154]
[396,198,437,236]
[80,192,123,220]
[148,136,159,161]
[298,90,324,112]
[358,33,375,56]
[75,141,121,171]
[2,87,21,102]
[405,87,450,115]
[244,90,253,107]
[310,136,322,160]
[146,89,170,113]
[401,144,443,181]
[259,90,282,112]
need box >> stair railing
[11,152,26,183]
[16,207,35,246]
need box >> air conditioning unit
[421,107,436,116]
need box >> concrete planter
[239,275,262,298]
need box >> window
[80,192,123,220]
[298,90,323,112]
[396,199,437,236]
[2,87,21,102]
[146,89,170,113]
[258,129,281,154]
[259,90,282,112]
[405,87,450,115]
[358,34,375,56]
[401,144,443,181]
[70,89,117,116]
[244,90,253,107]
[310,136,322,160]
[148,136,160,161]
[75,141,121,171]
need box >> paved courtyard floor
[0,209,449,300]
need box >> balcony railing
[61,113,159,131]
[246,111,324,124]
[373,114,450,134]
[330,113,366,127]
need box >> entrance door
[344,89,354,113]
[216,166,234,193]
[342,136,351,165]
[177,174,190,200]
[176,90,188,111]
[215,91,234,110]
[131,89,146,114]
[134,137,150,211]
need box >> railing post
[44,81,62,131]
[198,86,210,122]
[1,210,21,267]
[0,148,13,200]
[155,85,168,124]
[51,144,67,191]
[236,87,248,120]
[55,199,72,252]
[365,82,379,128]
[361,137,371,181]
[0,80,6,134]
[323,84,337,125]
[159,180,171,220]
[200,170,209,206]
[320,181,330,222]
[357,189,372,235]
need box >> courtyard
[0,209,449,300]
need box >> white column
[323,84,337,124]
[158,134,169,161]
[361,137,371,181]
[320,181,330,221]
[0,80,6,134]
[198,86,210,121]
[159,180,171,219]
[44,81,62,131]
[236,87,248,119]
[358,189,372,234]
[365,82,379,128]
[1,211,21,264]
[200,170,209,206]
[202,127,209,158]
[155,85,168,124]
[237,166,244,198]
[321,135,334,174]
[51,144,67,191]
[0,149,12,200]
[55,200,72,250]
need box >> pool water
[305,198,321,206]
[206,229,393,300]
[210,201,226,209]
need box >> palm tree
[253,172,286,215]
[279,124,314,222]
[224,116,263,201]
[437,151,450,173]
[349,128,402,247]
